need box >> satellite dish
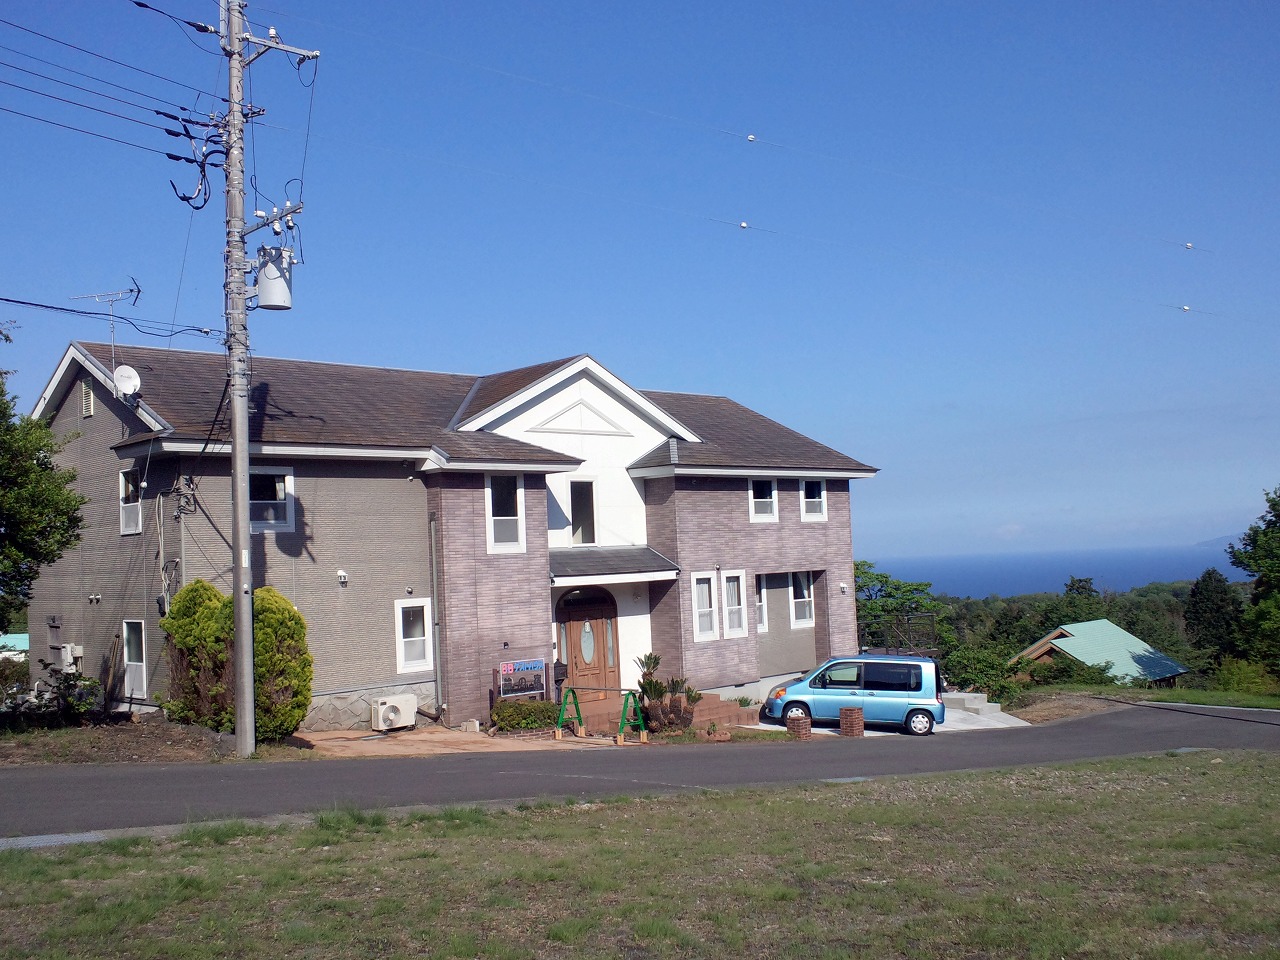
[112,365,142,398]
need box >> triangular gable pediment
[530,399,631,437]
[32,342,167,432]
[455,355,700,442]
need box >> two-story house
[28,342,876,730]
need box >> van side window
[862,662,922,692]
[820,663,861,688]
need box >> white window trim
[691,571,719,641]
[122,619,146,700]
[748,478,778,523]
[119,469,142,536]
[721,569,747,639]
[756,574,769,634]
[395,597,433,674]
[485,473,526,554]
[249,465,296,534]
[790,571,816,627]
[801,479,828,522]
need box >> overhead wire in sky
[0,105,203,162]
[0,295,219,343]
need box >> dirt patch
[0,711,309,765]
[1007,693,1124,724]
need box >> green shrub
[943,645,1020,702]
[491,699,560,730]
[1214,657,1279,695]
[1026,656,1116,687]
[159,580,312,740]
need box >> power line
[0,105,203,162]
[0,295,218,342]
[0,76,191,135]
[0,55,201,119]
[0,15,226,103]
[0,42,199,114]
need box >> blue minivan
[763,655,946,735]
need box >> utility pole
[219,0,317,758]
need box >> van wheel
[905,710,934,736]
[783,703,811,721]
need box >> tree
[160,580,313,740]
[0,323,86,634]
[855,561,957,651]
[1184,568,1244,662]
[1229,485,1280,668]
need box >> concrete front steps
[573,692,757,735]
[942,692,1006,716]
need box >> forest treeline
[857,485,1280,701]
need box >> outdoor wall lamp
[337,570,348,586]
[839,583,849,595]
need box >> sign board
[498,658,546,698]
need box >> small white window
[570,480,596,545]
[81,379,94,418]
[790,571,815,627]
[395,598,433,673]
[119,469,142,535]
[749,479,777,523]
[249,466,295,533]
[486,474,525,553]
[692,571,718,641]
[122,619,146,699]
[722,570,747,638]
[801,479,827,521]
[756,574,769,633]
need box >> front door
[556,589,620,702]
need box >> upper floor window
[790,571,815,626]
[570,480,596,545]
[721,570,747,638]
[250,466,295,533]
[119,469,142,535]
[395,598,433,673]
[692,571,718,641]
[486,473,525,553]
[749,479,777,522]
[801,480,827,522]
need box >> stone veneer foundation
[302,682,442,732]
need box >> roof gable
[1019,618,1188,682]
[454,355,700,441]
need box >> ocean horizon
[875,542,1249,599]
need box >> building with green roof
[1011,618,1188,686]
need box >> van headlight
[769,686,787,700]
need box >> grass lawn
[1010,685,1280,712]
[2,751,1278,959]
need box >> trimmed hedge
[491,699,559,731]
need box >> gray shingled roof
[77,343,577,465]
[549,546,679,580]
[631,390,876,474]
[72,343,872,474]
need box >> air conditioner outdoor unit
[51,644,83,671]
[372,694,417,732]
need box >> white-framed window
[486,473,525,553]
[790,571,815,627]
[249,466,295,533]
[721,570,747,638]
[122,619,146,699]
[755,574,769,633]
[395,597,433,673]
[749,478,778,522]
[119,469,142,535]
[801,479,828,521]
[81,379,94,418]
[691,571,718,641]
[570,480,596,545]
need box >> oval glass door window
[580,621,596,664]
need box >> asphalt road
[3,702,1278,840]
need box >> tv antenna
[70,279,143,371]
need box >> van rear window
[862,662,922,692]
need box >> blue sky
[1,1,1276,561]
